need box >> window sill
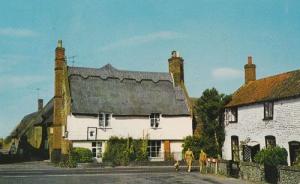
[99,127,112,129]
[229,121,237,123]
[150,127,162,130]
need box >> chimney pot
[38,99,43,111]
[248,56,252,64]
[57,40,62,48]
[171,50,180,58]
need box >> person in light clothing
[199,149,207,173]
[184,148,194,172]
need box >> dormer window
[99,113,111,128]
[150,113,160,128]
[225,107,238,123]
[264,102,273,120]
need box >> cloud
[0,28,38,37]
[212,67,243,80]
[0,75,47,92]
[100,31,186,51]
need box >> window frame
[263,101,274,120]
[150,113,160,129]
[91,141,103,158]
[87,127,97,140]
[226,107,238,123]
[265,135,276,148]
[231,136,239,162]
[99,113,112,129]
[147,140,162,158]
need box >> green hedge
[58,147,93,168]
[103,136,148,166]
[72,147,93,163]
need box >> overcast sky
[0,0,300,137]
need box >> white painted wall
[170,141,183,160]
[67,115,192,141]
[223,98,300,165]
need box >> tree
[182,135,205,160]
[195,88,231,157]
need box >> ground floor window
[231,136,239,162]
[265,136,276,148]
[243,144,260,162]
[148,140,162,158]
[91,141,102,158]
[289,141,300,165]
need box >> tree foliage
[194,88,231,157]
[182,135,204,160]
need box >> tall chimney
[38,99,43,111]
[168,50,184,86]
[52,40,66,162]
[244,56,256,84]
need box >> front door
[289,141,300,165]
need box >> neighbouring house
[223,56,300,166]
[3,98,53,160]
[50,40,193,162]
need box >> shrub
[254,146,288,166]
[254,146,288,183]
[72,147,93,163]
[182,135,205,160]
[103,136,148,166]
[132,139,148,161]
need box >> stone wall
[278,165,300,184]
[240,162,264,183]
[218,160,230,176]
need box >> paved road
[0,162,248,184]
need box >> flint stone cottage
[50,40,193,162]
[223,56,300,166]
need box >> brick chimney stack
[168,51,184,86]
[244,56,256,84]
[38,99,43,111]
[52,40,66,162]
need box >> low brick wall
[278,165,300,184]
[240,162,265,183]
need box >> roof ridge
[254,69,300,82]
[69,65,169,75]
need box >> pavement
[0,161,250,184]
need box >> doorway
[289,141,300,165]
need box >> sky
[0,0,300,137]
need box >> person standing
[184,148,194,172]
[199,149,207,173]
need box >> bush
[72,147,93,163]
[103,136,148,166]
[254,146,288,183]
[182,135,205,160]
[254,146,288,166]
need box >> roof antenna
[67,55,77,66]
[35,88,40,99]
